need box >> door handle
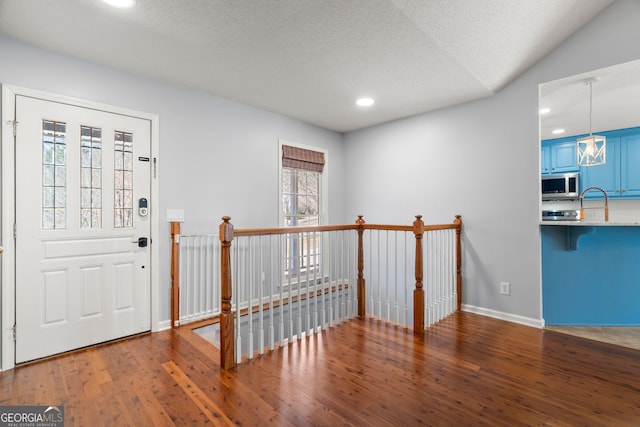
[132,237,148,247]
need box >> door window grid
[42,120,67,229]
[114,131,134,228]
[80,126,102,228]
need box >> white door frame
[1,85,161,371]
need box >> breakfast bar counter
[541,223,640,326]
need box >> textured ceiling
[0,0,614,132]
[540,59,640,140]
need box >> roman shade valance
[282,145,325,172]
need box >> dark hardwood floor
[1,311,639,426]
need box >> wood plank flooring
[1,311,640,426]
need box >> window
[280,142,327,279]
[80,126,102,228]
[282,168,320,227]
[114,131,134,228]
[42,120,67,229]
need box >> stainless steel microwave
[542,173,579,200]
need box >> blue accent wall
[542,225,640,325]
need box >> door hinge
[12,325,16,341]
[13,223,17,240]
[6,120,18,137]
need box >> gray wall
[343,0,640,322]
[2,0,640,326]
[0,36,345,323]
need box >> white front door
[15,95,152,363]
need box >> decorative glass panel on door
[114,131,134,228]
[42,120,67,229]
[80,126,102,228]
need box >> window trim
[278,140,328,226]
[278,140,329,284]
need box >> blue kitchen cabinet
[540,138,578,174]
[620,133,640,197]
[541,144,550,174]
[580,129,640,198]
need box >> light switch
[166,209,185,222]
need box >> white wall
[343,0,640,323]
[0,36,345,323]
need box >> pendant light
[577,78,606,166]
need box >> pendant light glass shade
[577,79,606,166]
[577,135,606,166]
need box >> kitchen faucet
[579,186,609,222]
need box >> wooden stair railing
[413,215,425,334]
[356,215,366,318]
[170,221,181,329]
[455,214,462,311]
[178,214,464,370]
[219,216,236,370]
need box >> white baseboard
[157,319,172,331]
[462,304,545,329]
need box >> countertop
[541,219,640,249]
[540,221,640,226]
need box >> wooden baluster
[170,222,181,329]
[413,215,425,334]
[454,215,462,312]
[356,215,366,318]
[219,216,236,370]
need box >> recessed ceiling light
[539,108,551,114]
[103,0,136,8]
[552,128,565,135]
[356,97,375,107]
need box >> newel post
[454,215,463,311]
[356,215,366,317]
[219,216,236,370]
[413,215,425,334]
[170,222,181,328]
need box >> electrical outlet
[500,282,510,295]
